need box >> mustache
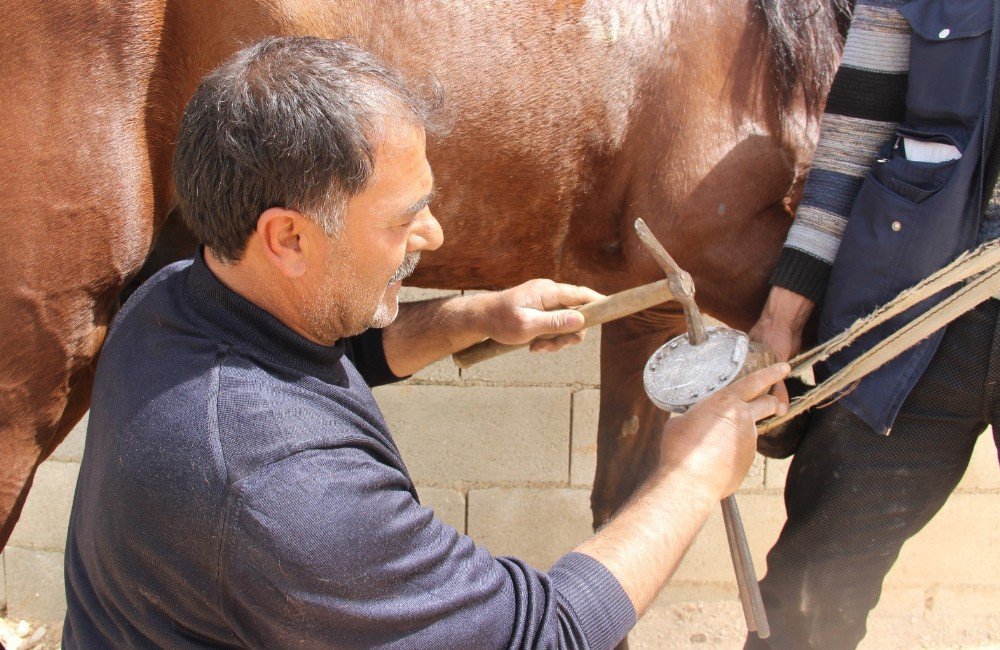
[388,252,420,286]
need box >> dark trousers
[747,299,1000,650]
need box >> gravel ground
[0,619,61,650]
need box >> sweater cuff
[549,552,636,650]
[770,248,832,305]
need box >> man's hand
[575,362,789,615]
[475,279,604,353]
[748,286,815,404]
[658,363,791,499]
[382,279,603,377]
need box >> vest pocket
[819,171,920,338]
[900,0,994,141]
[872,135,961,204]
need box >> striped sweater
[772,0,1000,304]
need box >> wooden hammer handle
[452,279,674,369]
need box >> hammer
[634,218,772,638]
[452,279,676,368]
[452,219,772,637]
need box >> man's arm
[771,0,908,304]
[381,279,603,377]
[751,0,909,398]
[575,363,789,615]
[221,364,788,648]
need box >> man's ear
[256,207,308,277]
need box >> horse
[0,0,845,548]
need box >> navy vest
[818,0,999,434]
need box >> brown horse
[0,0,844,547]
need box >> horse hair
[755,0,855,112]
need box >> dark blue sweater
[63,251,635,649]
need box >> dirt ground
[630,600,1000,649]
[3,601,999,649]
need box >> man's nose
[408,208,444,252]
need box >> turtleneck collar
[184,247,347,383]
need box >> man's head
[173,37,443,342]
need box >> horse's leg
[0,109,164,550]
[0,136,165,543]
[4,354,102,539]
[593,309,689,650]
[0,1,181,548]
[591,308,689,527]
[0,284,131,546]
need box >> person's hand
[657,363,790,499]
[747,320,799,404]
[476,279,604,352]
[748,286,815,404]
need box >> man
[63,37,788,648]
[748,0,1000,648]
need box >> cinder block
[52,412,87,462]
[673,494,787,585]
[887,493,1000,587]
[9,461,79,552]
[461,326,601,386]
[654,583,739,604]
[571,389,599,487]
[417,486,466,533]
[466,488,593,570]
[399,287,460,302]
[374,385,571,484]
[764,456,791,490]
[5,547,65,623]
[408,357,460,383]
[956,428,999,492]
[394,287,463,383]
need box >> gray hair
[173,37,438,263]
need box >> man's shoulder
[92,258,224,418]
[111,259,194,335]
[92,256,208,391]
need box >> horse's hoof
[756,376,811,459]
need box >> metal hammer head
[633,219,777,413]
[634,219,708,345]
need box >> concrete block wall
[4,287,1000,647]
